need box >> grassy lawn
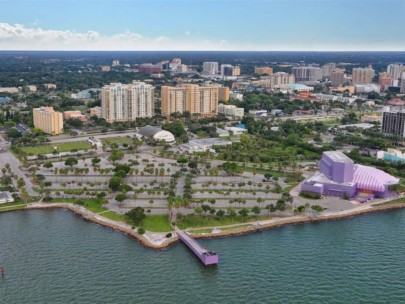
[0,201,27,212]
[373,197,405,206]
[190,228,213,234]
[177,215,268,229]
[21,141,92,154]
[101,137,133,147]
[101,211,128,222]
[141,215,172,232]
[51,198,107,213]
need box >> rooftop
[324,151,353,163]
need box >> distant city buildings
[202,62,219,75]
[218,104,244,119]
[252,72,295,89]
[378,72,392,90]
[101,81,154,123]
[112,60,120,67]
[291,66,322,83]
[352,67,375,84]
[387,64,404,81]
[401,72,405,93]
[322,63,336,78]
[161,84,219,118]
[382,109,405,138]
[33,107,63,135]
[101,66,111,72]
[354,84,380,93]
[0,87,19,93]
[221,64,240,77]
[43,83,57,90]
[254,67,273,75]
[139,63,162,74]
[331,69,345,87]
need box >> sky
[0,0,404,51]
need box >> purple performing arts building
[302,151,399,200]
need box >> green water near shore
[0,209,404,303]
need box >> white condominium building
[101,81,154,123]
[203,62,219,75]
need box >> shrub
[137,228,145,235]
[165,233,172,238]
[300,191,321,199]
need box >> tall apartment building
[291,66,323,83]
[379,72,392,90]
[253,72,295,89]
[387,64,404,81]
[232,66,241,76]
[101,81,154,123]
[161,85,218,118]
[33,107,63,135]
[401,72,405,94]
[352,67,375,84]
[382,109,405,138]
[322,63,337,78]
[255,67,273,75]
[331,69,345,87]
[202,62,219,75]
[218,87,230,102]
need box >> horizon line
[1,49,405,52]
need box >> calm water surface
[0,209,404,303]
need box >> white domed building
[137,125,175,144]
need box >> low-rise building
[137,125,175,143]
[229,91,243,101]
[63,111,87,122]
[355,84,380,93]
[249,110,268,117]
[90,106,102,118]
[255,67,273,75]
[0,191,14,204]
[377,148,405,162]
[361,115,381,123]
[180,138,232,153]
[218,104,244,119]
[44,83,57,90]
[287,84,314,93]
[101,66,111,72]
[0,87,19,93]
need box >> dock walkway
[176,231,218,266]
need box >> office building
[355,84,380,93]
[352,67,375,84]
[331,68,345,86]
[33,107,63,135]
[218,104,244,119]
[161,85,218,118]
[255,67,273,75]
[101,81,154,123]
[291,66,323,83]
[177,64,188,73]
[139,63,161,74]
[221,64,240,77]
[322,63,336,78]
[203,62,219,75]
[382,109,405,138]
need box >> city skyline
[0,0,404,51]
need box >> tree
[177,155,188,164]
[65,157,78,167]
[91,157,101,165]
[238,208,249,222]
[108,176,122,191]
[7,128,21,139]
[17,178,25,189]
[188,161,198,169]
[115,193,127,203]
[43,161,53,168]
[216,209,225,220]
[276,199,286,211]
[251,206,261,219]
[125,207,146,226]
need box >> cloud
[184,30,191,36]
[0,22,235,51]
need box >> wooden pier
[177,231,218,266]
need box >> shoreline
[2,201,405,250]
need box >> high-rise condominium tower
[161,85,219,118]
[101,81,154,123]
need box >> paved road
[0,150,37,196]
